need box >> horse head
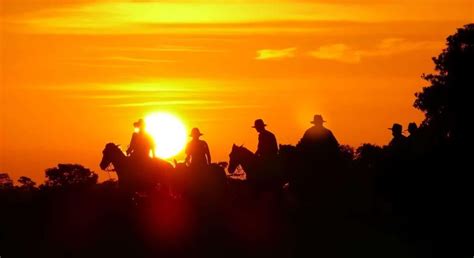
[100,143,125,171]
[228,144,253,174]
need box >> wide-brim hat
[252,119,267,128]
[407,122,418,130]
[190,128,203,137]
[133,119,144,128]
[310,115,326,124]
[388,123,403,131]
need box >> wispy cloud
[101,56,177,63]
[309,44,360,63]
[102,100,263,110]
[256,47,296,60]
[104,100,221,107]
[99,45,225,53]
[62,56,177,68]
[46,80,225,93]
[9,1,471,35]
[309,38,440,63]
[61,62,137,68]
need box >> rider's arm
[184,142,191,165]
[205,142,211,164]
[127,133,136,155]
[149,134,156,158]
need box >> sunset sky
[1,0,472,183]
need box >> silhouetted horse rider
[406,122,423,157]
[407,122,418,138]
[185,128,211,168]
[251,119,282,193]
[297,114,339,159]
[381,123,410,210]
[253,119,278,162]
[295,114,340,202]
[387,123,407,153]
[127,119,155,160]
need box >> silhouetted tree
[354,144,384,169]
[338,145,355,172]
[412,25,473,257]
[339,144,355,163]
[0,173,14,190]
[414,24,473,146]
[44,164,98,188]
[354,144,384,174]
[98,178,118,189]
[17,176,37,190]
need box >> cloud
[99,45,225,53]
[256,47,296,60]
[308,44,360,63]
[100,56,177,63]
[309,38,440,63]
[47,80,224,93]
[61,56,177,69]
[8,1,467,35]
[103,100,220,107]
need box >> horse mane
[279,144,297,152]
[235,145,254,157]
[105,143,125,156]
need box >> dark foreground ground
[2,178,469,258]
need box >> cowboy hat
[133,119,144,128]
[310,114,326,124]
[388,123,403,131]
[252,119,267,128]
[190,127,203,137]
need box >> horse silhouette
[100,143,173,194]
[228,144,284,195]
[278,144,301,190]
[172,160,227,202]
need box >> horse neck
[238,148,256,172]
[110,149,127,176]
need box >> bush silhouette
[0,173,14,190]
[414,23,473,146]
[17,176,37,190]
[44,164,98,188]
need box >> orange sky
[1,0,473,183]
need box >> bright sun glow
[144,112,187,159]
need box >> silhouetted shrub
[44,164,98,189]
[415,23,473,146]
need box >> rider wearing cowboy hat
[185,128,211,167]
[253,119,278,160]
[388,123,407,150]
[297,114,339,156]
[127,118,155,159]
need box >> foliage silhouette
[44,164,98,188]
[414,24,473,147]
[17,176,37,190]
[0,173,14,189]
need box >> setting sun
[144,112,187,159]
